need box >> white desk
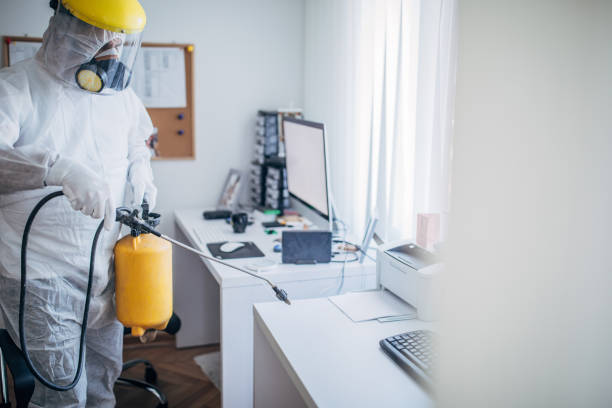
[173,209,377,408]
[253,298,433,408]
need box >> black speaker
[282,230,332,264]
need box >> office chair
[0,313,181,408]
[0,328,33,408]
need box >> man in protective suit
[0,0,156,406]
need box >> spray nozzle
[115,203,161,237]
[272,286,291,305]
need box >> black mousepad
[207,241,265,260]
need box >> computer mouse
[220,242,245,253]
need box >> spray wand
[115,206,291,305]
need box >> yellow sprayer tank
[114,233,172,337]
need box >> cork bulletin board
[2,36,195,160]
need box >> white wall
[439,1,612,406]
[303,0,356,232]
[0,0,305,234]
[143,0,304,234]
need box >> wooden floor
[115,334,221,408]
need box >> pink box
[416,213,440,251]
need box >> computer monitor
[283,117,332,230]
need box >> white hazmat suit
[0,10,155,408]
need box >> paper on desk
[329,290,417,322]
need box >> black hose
[19,190,103,391]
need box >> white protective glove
[45,157,116,231]
[128,159,157,210]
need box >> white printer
[377,240,443,321]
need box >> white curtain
[305,0,457,242]
[413,0,457,243]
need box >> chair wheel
[145,367,158,384]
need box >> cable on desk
[331,252,359,263]
[333,239,377,263]
[333,218,349,294]
[322,219,378,296]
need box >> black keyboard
[380,330,435,391]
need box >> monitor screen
[283,118,330,219]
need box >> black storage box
[281,230,332,264]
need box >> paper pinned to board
[8,41,41,65]
[131,47,186,108]
[329,289,417,323]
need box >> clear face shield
[75,32,141,93]
[44,3,143,94]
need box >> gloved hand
[45,157,115,231]
[128,159,157,210]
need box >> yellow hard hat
[61,0,146,34]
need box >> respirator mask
[75,34,137,93]
[39,0,145,94]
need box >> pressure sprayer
[19,191,291,392]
